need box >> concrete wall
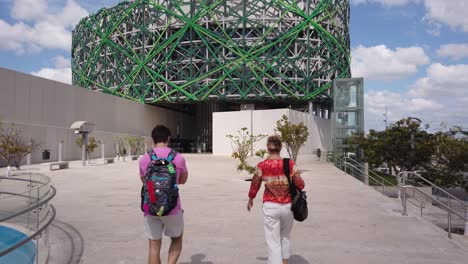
[212,109,332,156]
[0,67,194,165]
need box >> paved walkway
[19,155,468,263]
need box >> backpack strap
[148,149,158,161]
[167,149,177,162]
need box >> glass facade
[332,78,364,158]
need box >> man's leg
[144,216,164,264]
[168,234,183,264]
[148,239,162,264]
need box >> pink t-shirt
[139,147,187,215]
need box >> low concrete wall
[0,67,194,165]
[212,109,332,156]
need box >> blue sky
[0,0,467,131]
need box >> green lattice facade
[72,0,350,104]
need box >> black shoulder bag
[283,158,308,222]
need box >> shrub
[0,125,41,169]
[275,115,309,161]
[227,127,266,174]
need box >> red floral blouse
[248,159,305,204]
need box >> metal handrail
[327,153,467,238]
[0,205,56,257]
[327,153,397,191]
[400,171,468,209]
[343,157,397,187]
[406,186,467,221]
[0,174,56,259]
[398,171,467,227]
[402,185,466,239]
[0,186,56,222]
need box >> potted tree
[227,127,266,179]
[275,115,309,162]
[76,137,100,164]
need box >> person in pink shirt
[139,125,188,264]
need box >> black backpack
[141,149,179,216]
[283,158,308,222]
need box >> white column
[464,220,468,236]
[101,143,105,160]
[82,134,87,166]
[58,141,63,162]
[364,163,369,185]
[26,153,32,166]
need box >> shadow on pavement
[48,219,85,264]
[179,253,214,264]
[257,255,310,263]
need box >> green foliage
[275,115,309,161]
[227,127,267,175]
[420,132,468,190]
[350,118,433,174]
[114,136,127,157]
[76,137,100,159]
[0,125,41,169]
[126,135,145,155]
[351,118,468,190]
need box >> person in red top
[247,135,305,264]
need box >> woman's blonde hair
[267,135,282,153]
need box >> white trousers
[262,202,294,264]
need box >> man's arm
[177,154,188,184]
[179,171,188,184]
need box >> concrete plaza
[39,155,468,264]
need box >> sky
[0,0,467,131]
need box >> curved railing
[0,172,56,263]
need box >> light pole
[407,117,422,172]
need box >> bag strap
[283,158,295,195]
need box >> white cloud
[353,0,468,33]
[0,0,88,54]
[409,63,468,98]
[365,63,468,130]
[351,0,414,6]
[437,44,468,60]
[31,56,72,84]
[423,0,468,33]
[351,45,429,80]
[11,0,47,21]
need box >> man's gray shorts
[143,212,184,240]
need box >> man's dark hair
[151,125,171,144]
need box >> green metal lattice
[72,0,350,104]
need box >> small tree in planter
[127,136,145,156]
[76,137,100,163]
[275,115,309,161]
[114,136,127,161]
[227,127,267,175]
[137,136,146,154]
[0,125,41,171]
